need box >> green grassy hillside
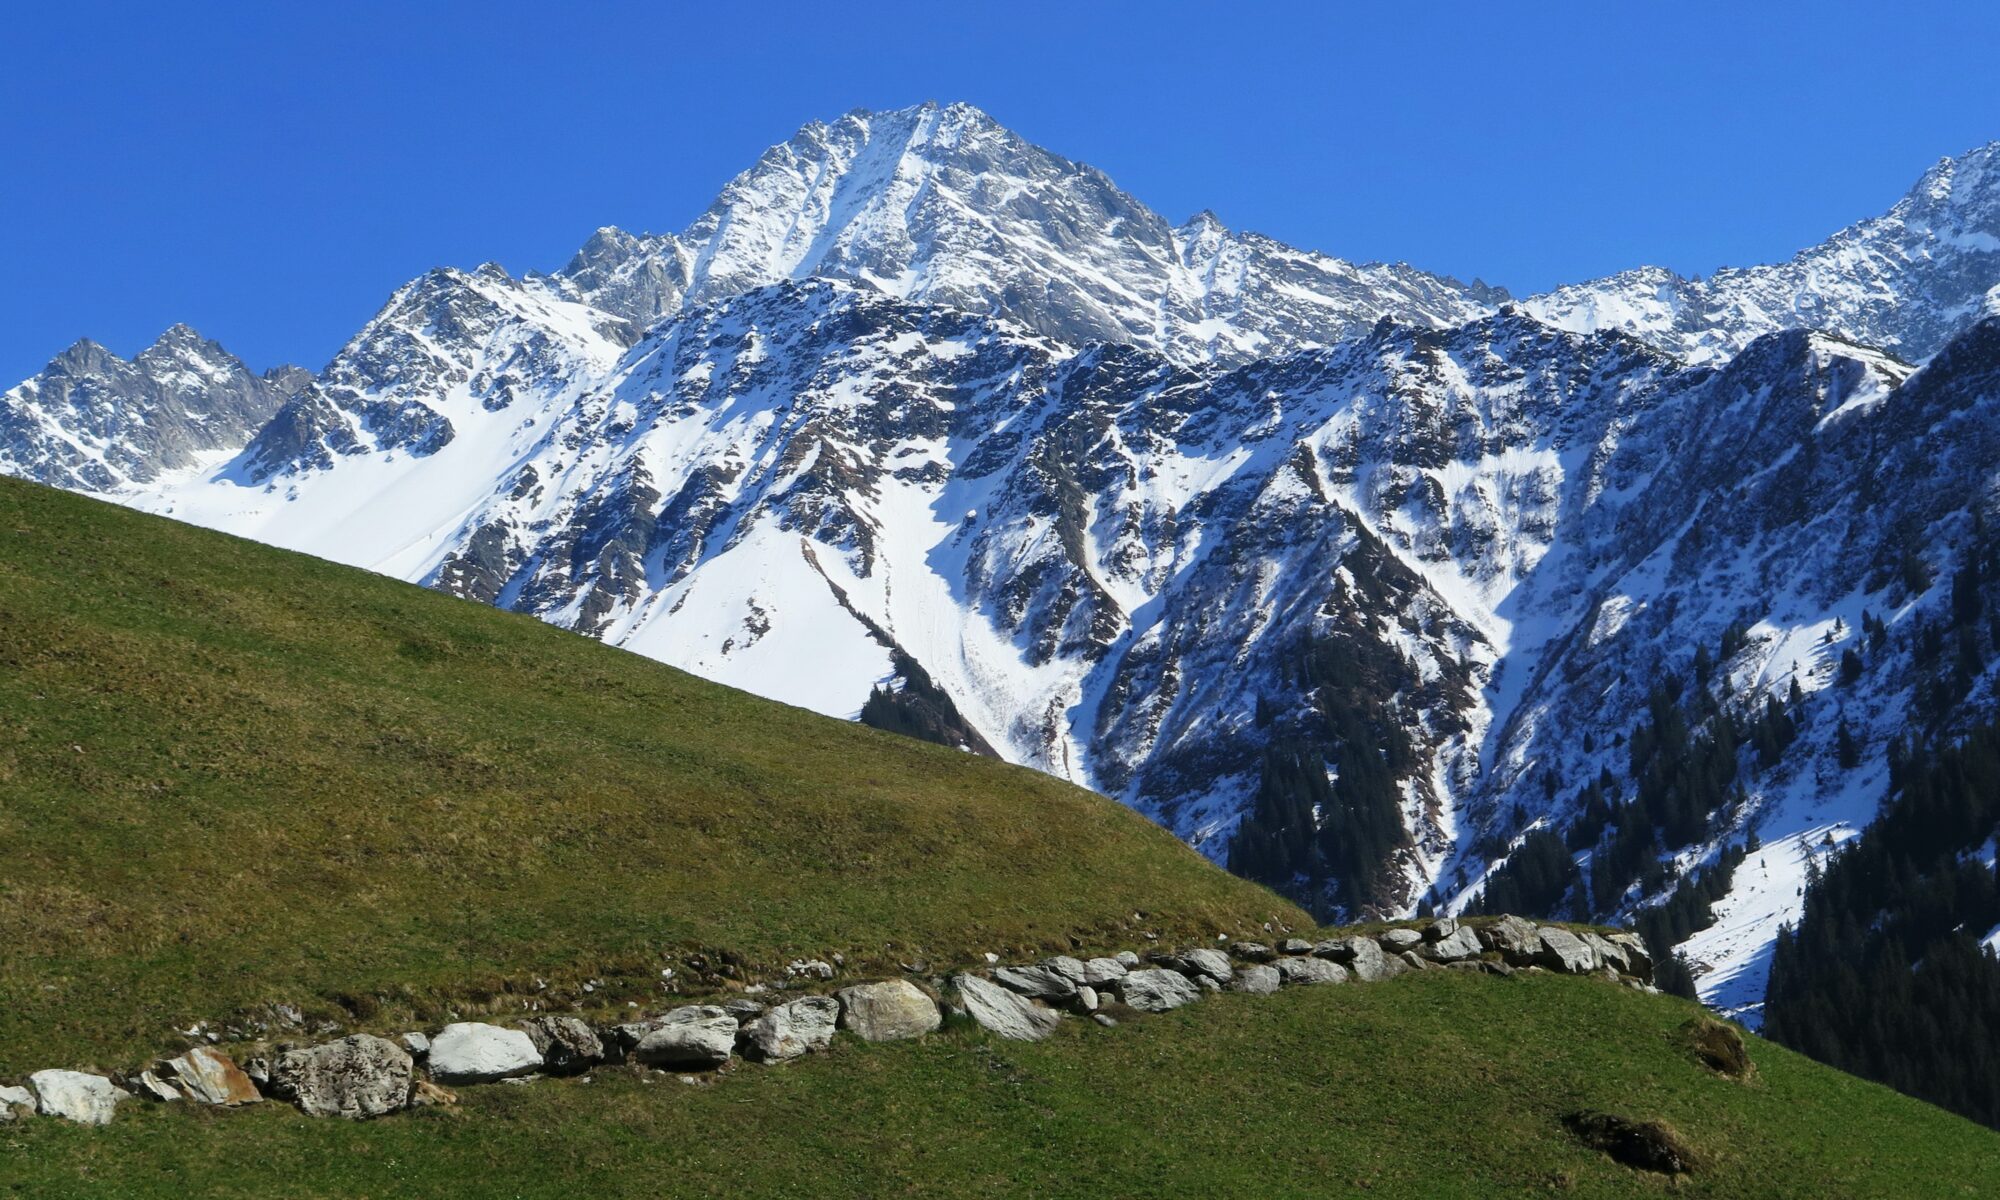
[0,475,1303,1070]
[10,971,1998,1198]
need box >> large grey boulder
[161,1047,261,1106]
[1117,968,1202,1012]
[1039,956,1090,984]
[1534,928,1597,974]
[837,980,941,1042]
[1582,932,1629,975]
[741,996,840,1062]
[1478,915,1542,961]
[1178,948,1234,984]
[1340,937,1395,982]
[1425,926,1483,963]
[1379,928,1424,952]
[272,1035,413,1119]
[520,1016,604,1075]
[632,1006,739,1069]
[1079,957,1129,985]
[1230,965,1281,995]
[1607,932,1654,982]
[1277,957,1349,986]
[29,1070,125,1125]
[954,974,1062,1041]
[992,964,1077,1001]
[428,1022,543,1084]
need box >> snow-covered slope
[1,325,304,491]
[1524,142,2000,364]
[539,102,1505,366]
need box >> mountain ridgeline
[10,102,2000,1074]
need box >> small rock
[992,964,1077,1000]
[953,974,1063,1041]
[1079,957,1128,985]
[1399,951,1433,971]
[741,996,840,1062]
[0,1084,34,1122]
[398,1032,431,1058]
[1195,974,1221,993]
[722,998,767,1023]
[1276,957,1349,986]
[632,1007,738,1069]
[161,1047,261,1106]
[270,1036,412,1120]
[29,1070,125,1125]
[1178,947,1233,983]
[837,980,942,1042]
[1230,941,1276,962]
[1039,956,1090,984]
[519,1016,604,1076]
[786,959,836,981]
[1074,985,1100,1013]
[1280,938,1314,955]
[428,1022,544,1085]
[1379,928,1423,951]
[1117,968,1202,1012]
[1115,950,1142,969]
[133,1070,181,1103]
[1092,1013,1118,1028]
[1230,965,1281,995]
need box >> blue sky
[5,1,1999,384]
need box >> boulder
[1399,951,1433,971]
[161,1047,261,1106]
[1074,986,1100,1013]
[1079,957,1129,985]
[1230,965,1282,995]
[132,1070,181,1103]
[992,964,1077,1001]
[1039,956,1090,984]
[1280,938,1314,955]
[1178,947,1234,983]
[633,1007,739,1069]
[1424,926,1483,963]
[723,997,768,1022]
[0,1084,35,1122]
[1478,915,1542,961]
[1114,950,1142,969]
[1534,928,1597,974]
[271,1035,413,1119]
[29,1070,125,1125]
[1582,932,1629,975]
[520,1016,604,1075]
[1230,941,1277,963]
[1276,956,1349,986]
[1379,928,1423,951]
[741,996,840,1062]
[1607,932,1654,982]
[838,980,942,1042]
[1341,937,1394,982]
[428,1022,544,1085]
[1311,939,1353,961]
[953,974,1062,1041]
[1422,917,1461,942]
[398,1031,430,1058]
[1117,968,1202,1012]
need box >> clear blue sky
[6,1,1999,384]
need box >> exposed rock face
[953,974,1063,1041]
[29,1070,125,1125]
[519,1016,604,1075]
[271,1035,413,1120]
[740,996,840,1062]
[161,1047,261,1106]
[631,1007,739,1069]
[1116,968,1203,1012]
[836,981,942,1042]
[427,1022,544,1084]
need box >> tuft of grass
[5,972,1996,1198]
[0,476,1304,1070]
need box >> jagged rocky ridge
[0,915,1651,1125]
[10,104,2000,1023]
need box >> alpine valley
[12,100,2000,1055]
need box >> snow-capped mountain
[0,325,305,491]
[11,103,2000,1024]
[537,102,1506,366]
[1523,142,2000,364]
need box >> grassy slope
[9,971,1997,1199]
[0,475,1303,1070]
